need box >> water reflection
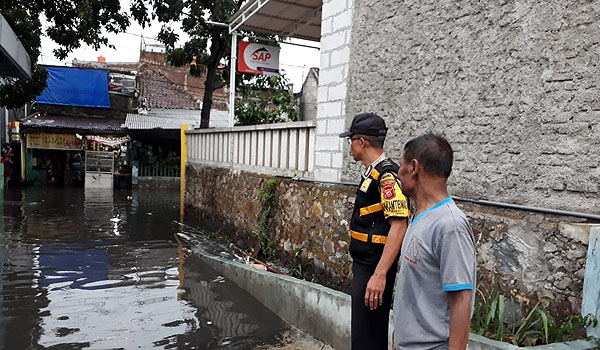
[0,188,286,349]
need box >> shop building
[19,65,135,188]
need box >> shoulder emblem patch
[380,175,396,200]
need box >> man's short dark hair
[403,133,453,178]
[356,134,385,149]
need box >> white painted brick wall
[330,47,350,66]
[313,0,354,183]
[320,52,330,69]
[317,119,328,133]
[332,9,353,31]
[331,152,344,168]
[315,151,332,167]
[317,85,328,103]
[315,135,342,151]
[319,66,345,85]
[314,168,340,182]
[328,82,347,101]
[317,101,342,118]
[322,0,347,18]
[327,119,346,134]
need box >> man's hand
[364,218,407,311]
[365,272,386,310]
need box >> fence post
[180,124,189,220]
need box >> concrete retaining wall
[196,251,352,350]
[195,250,597,350]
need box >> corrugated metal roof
[229,0,322,42]
[125,109,200,130]
[20,113,124,132]
[125,109,230,129]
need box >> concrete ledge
[195,251,596,350]
[196,252,352,350]
[523,340,598,350]
[468,334,519,350]
[468,333,597,350]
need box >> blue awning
[36,66,111,108]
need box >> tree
[235,74,298,126]
[130,0,245,128]
[0,0,130,109]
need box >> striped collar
[410,197,452,225]
[362,152,386,179]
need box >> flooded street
[0,187,290,350]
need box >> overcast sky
[38,1,320,93]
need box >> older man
[393,133,476,350]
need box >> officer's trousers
[351,261,398,350]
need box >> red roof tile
[138,71,202,110]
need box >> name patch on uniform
[360,178,372,192]
[383,200,408,212]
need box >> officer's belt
[359,202,383,216]
[350,230,387,244]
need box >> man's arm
[364,217,407,310]
[448,289,472,350]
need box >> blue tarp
[36,66,111,108]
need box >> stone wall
[462,201,598,319]
[185,164,600,318]
[344,0,600,214]
[185,164,355,290]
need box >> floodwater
[0,187,288,350]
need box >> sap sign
[238,41,280,76]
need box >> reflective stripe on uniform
[359,202,383,216]
[350,229,387,244]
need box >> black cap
[339,113,388,138]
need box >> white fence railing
[186,121,316,177]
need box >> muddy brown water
[0,187,288,350]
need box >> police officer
[339,113,409,350]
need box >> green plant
[235,74,298,126]
[291,245,304,278]
[253,179,279,260]
[471,286,598,346]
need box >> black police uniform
[350,157,409,350]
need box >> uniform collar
[362,152,386,179]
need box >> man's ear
[411,159,419,174]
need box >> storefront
[20,113,131,188]
[26,132,84,186]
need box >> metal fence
[185,121,316,177]
[139,163,180,177]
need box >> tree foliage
[0,0,129,109]
[235,74,298,126]
[131,0,295,127]
[131,0,244,128]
